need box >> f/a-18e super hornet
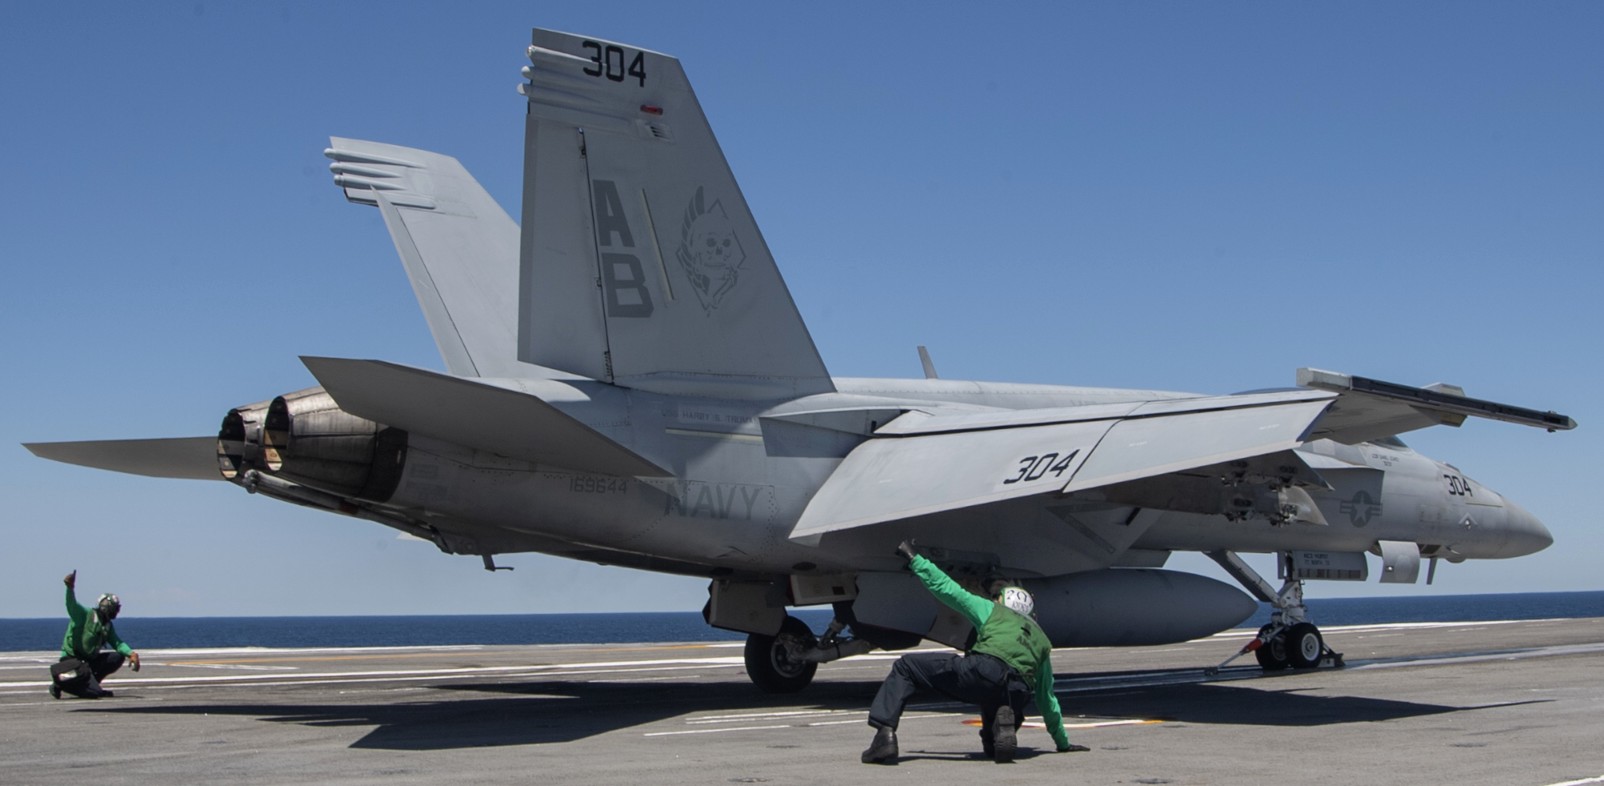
[27,28,1575,691]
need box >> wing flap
[300,357,669,477]
[24,436,222,480]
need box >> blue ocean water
[0,609,837,652]
[4,592,1601,653]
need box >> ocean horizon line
[5,591,1601,653]
[8,587,1601,622]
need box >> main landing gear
[744,616,819,693]
[743,614,878,693]
[1204,550,1344,676]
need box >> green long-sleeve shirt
[910,554,1071,751]
[60,586,132,661]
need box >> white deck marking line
[802,716,1163,730]
[0,657,746,690]
[958,717,1160,730]
[801,713,964,728]
[0,665,718,693]
[1541,776,1604,786]
[1092,619,1541,650]
[168,663,299,672]
[0,643,739,662]
[1352,642,1604,671]
[689,713,850,725]
[643,724,792,737]
[1068,719,1157,729]
[0,646,491,660]
[550,656,746,670]
[692,709,857,722]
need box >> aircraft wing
[791,390,1335,541]
[792,369,1575,541]
[23,437,221,480]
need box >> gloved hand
[64,570,76,589]
[129,652,141,672]
[895,539,917,561]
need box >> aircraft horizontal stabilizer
[24,436,222,481]
[1297,368,1578,444]
[300,357,669,478]
[792,391,1335,541]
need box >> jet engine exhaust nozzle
[248,388,408,502]
[216,399,273,480]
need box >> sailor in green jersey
[51,570,140,699]
[862,541,1085,764]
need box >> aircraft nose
[1499,499,1553,557]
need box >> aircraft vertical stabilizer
[518,29,834,399]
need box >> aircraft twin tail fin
[326,138,530,379]
[518,29,834,399]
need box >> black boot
[861,725,898,764]
[992,707,1016,763]
[84,675,112,699]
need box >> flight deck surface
[3,617,1603,785]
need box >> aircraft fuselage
[364,376,1549,585]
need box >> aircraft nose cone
[1500,499,1553,557]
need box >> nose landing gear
[1252,620,1335,671]
[1203,550,1344,676]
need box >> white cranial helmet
[1000,586,1034,617]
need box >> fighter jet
[26,28,1575,691]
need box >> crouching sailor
[51,570,140,699]
[862,541,1087,764]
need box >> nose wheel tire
[1286,622,1325,669]
[1254,622,1326,671]
[1254,624,1291,671]
[744,615,819,693]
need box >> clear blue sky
[3,3,1599,618]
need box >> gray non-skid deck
[3,618,1603,785]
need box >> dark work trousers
[55,651,125,697]
[868,651,1030,744]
